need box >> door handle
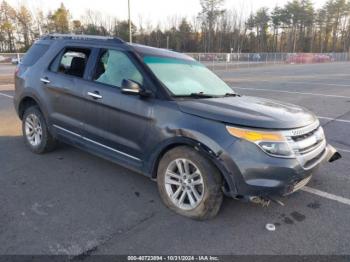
[40,77,50,84]
[87,91,102,100]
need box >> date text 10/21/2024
[127,256,220,261]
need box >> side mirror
[121,79,152,97]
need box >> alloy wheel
[24,113,42,147]
[164,158,205,210]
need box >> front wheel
[157,146,223,220]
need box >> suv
[14,34,341,220]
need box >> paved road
[0,64,15,85]
[0,63,15,75]
[0,63,350,256]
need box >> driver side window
[93,49,143,88]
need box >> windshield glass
[143,56,234,97]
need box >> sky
[7,0,329,25]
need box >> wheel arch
[148,137,237,195]
[17,94,45,120]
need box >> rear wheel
[157,146,223,220]
[22,106,57,154]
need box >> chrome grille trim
[282,119,320,137]
[297,139,327,169]
[298,140,323,154]
[281,120,327,169]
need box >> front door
[80,49,155,167]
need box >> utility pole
[128,0,132,43]
[166,35,169,49]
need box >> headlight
[226,126,295,158]
[258,142,293,157]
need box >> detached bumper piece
[326,144,342,163]
[292,175,312,193]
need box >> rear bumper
[220,143,341,198]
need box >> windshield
[143,56,234,97]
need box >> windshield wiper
[224,93,239,97]
[174,92,239,99]
[189,92,216,98]
[173,92,216,99]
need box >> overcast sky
[8,0,329,25]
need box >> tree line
[1,0,350,53]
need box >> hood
[177,96,317,129]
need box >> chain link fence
[1,52,349,70]
[186,52,350,71]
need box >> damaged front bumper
[283,144,341,196]
[221,143,341,200]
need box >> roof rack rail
[41,34,125,44]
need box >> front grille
[292,128,318,142]
[290,126,324,152]
[298,139,323,155]
[303,149,326,169]
[282,121,327,169]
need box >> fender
[16,91,51,129]
[145,135,238,195]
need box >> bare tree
[1,0,350,54]
[198,0,226,52]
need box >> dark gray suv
[14,34,341,220]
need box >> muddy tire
[157,146,223,220]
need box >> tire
[157,146,223,220]
[22,106,57,154]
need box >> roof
[130,43,195,61]
[40,34,125,44]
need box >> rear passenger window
[21,43,49,66]
[93,49,143,88]
[51,48,91,78]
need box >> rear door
[41,46,95,136]
[80,48,155,166]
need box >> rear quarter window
[21,43,50,66]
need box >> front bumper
[221,142,341,198]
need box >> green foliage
[199,0,226,51]
[113,20,137,41]
[48,3,70,33]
